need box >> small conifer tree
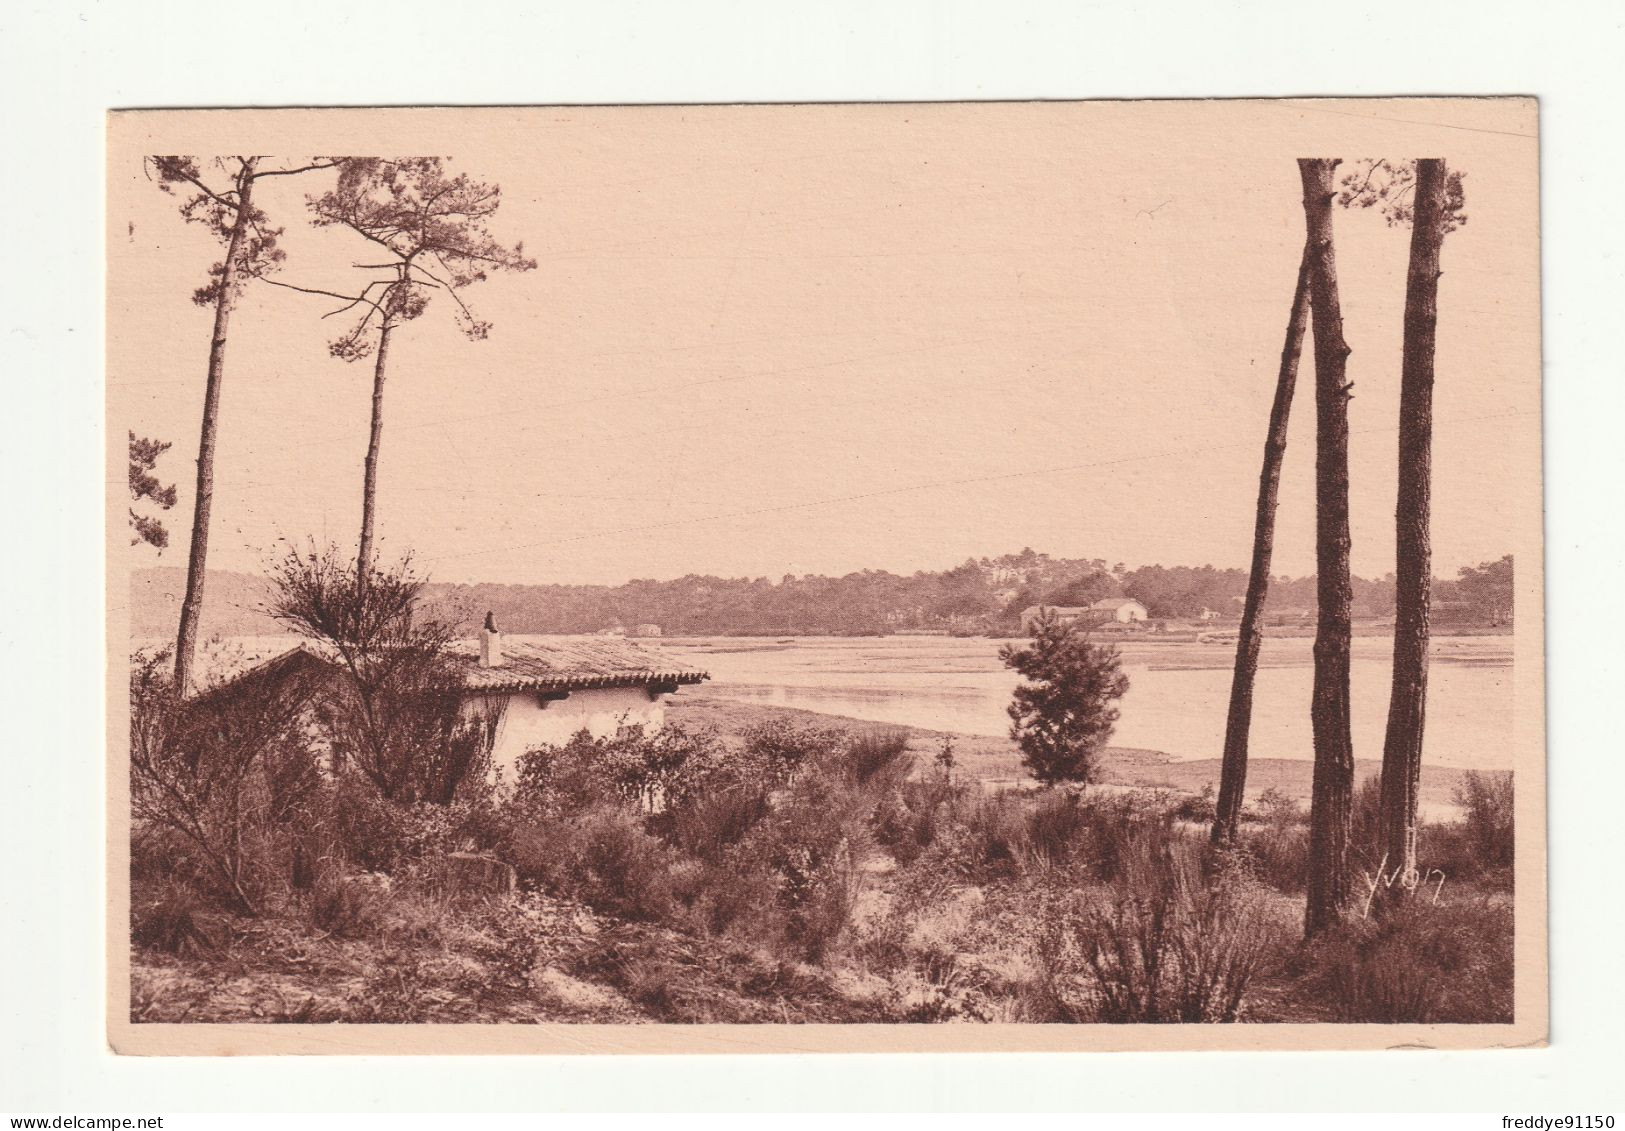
[999,610,1129,786]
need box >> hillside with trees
[129,550,1512,641]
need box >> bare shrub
[269,544,497,805]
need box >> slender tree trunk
[1298,157,1357,938]
[1379,159,1448,894]
[357,319,394,575]
[174,160,258,694]
[1212,244,1312,845]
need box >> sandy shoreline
[668,694,1503,812]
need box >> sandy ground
[668,694,1501,812]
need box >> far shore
[667,694,1504,814]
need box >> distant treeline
[131,551,1513,640]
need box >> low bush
[562,931,694,1019]
[467,907,546,990]
[955,791,1033,880]
[1033,830,1285,1023]
[1348,774,1386,877]
[1170,784,1216,825]
[663,783,772,863]
[344,942,436,1022]
[1419,822,1513,891]
[326,776,412,873]
[737,766,874,961]
[872,770,967,867]
[131,878,215,956]
[516,723,730,814]
[1024,790,1090,871]
[304,865,390,938]
[1453,771,1515,882]
[1297,896,1514,1023]
[1076,791,1179,884]
[739,718,844,786]
[892,946,1000,1023]
[688,857,781,937]
[1247,787,1304,826]
[842,729,913,784]
[931,787,1176,882]
[131,824,220,896]
[1236,789,1309,893]
[509,806,678,923]
[396,794,512,861]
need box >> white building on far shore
[1019,597,1150,632]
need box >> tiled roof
[442,635,709,693]
[184,634,708,696]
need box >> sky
[110,101,1541,587]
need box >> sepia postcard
[106,99,1545,1054]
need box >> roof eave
[463,671,710,695]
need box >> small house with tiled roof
[189,624,709,780]
[451,627,708,775]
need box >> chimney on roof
[479,612,504,668]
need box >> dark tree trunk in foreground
[174,161,259,694]
[1379,158,1448,893]
[1298,157,1357,938]
[357,319,395,575]
[1212,244,1312,845]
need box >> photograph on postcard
[106,99,1545,1053]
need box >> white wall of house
[478,686,668,781]
[1113,601,1149,622]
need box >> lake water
[663,634,1515,771]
